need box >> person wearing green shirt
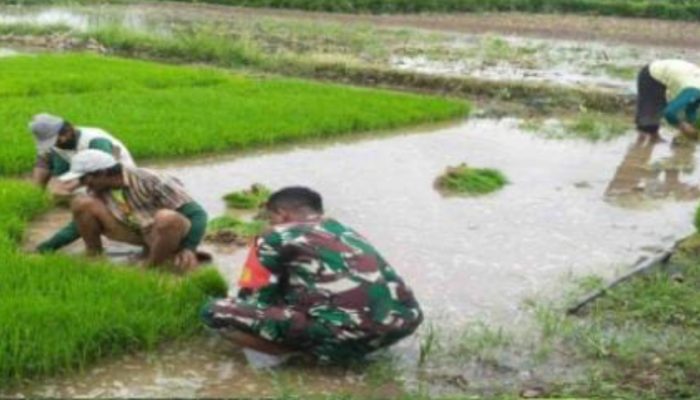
[635,59,700,142]
[28,113,135,253]
[59,150,208,272]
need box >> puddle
[2,5,700,95]
[0,8,88,29]
[0,6,151,33]
[13,119,700,397]
[0,47,19,57]
[390,35,700,93]
[156,119,698,323]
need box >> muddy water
[159,119,698,323]
[13,119,700,397]
[2,5,700,94]
[390,35,700,93]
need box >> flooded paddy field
[13,119,700,397]
[1,3,700,95]
[3,2,700,397]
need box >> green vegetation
[0,179,228,385]
[0,53,465,384]
[8,0,700,21]
[0,53,467,175]
[206,215,266,243]
[178,0,700,21]
[0,21,632,117]
[223,184,271,210]
[520,111,629,141]
[435,163,508,196]
[540,259,700,398]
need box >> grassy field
[538,260,700,398]
[6,0,700,21]
[0,179,228,385]
[0,53,468,175]
[0,52,467,385]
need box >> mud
[1,4,699,96]
[14,119,700,397]
[25,118,700,325]
[119,2,700,50]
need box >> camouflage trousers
[201,297,422,362]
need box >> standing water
[13,118,700,397]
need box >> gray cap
[28,113,64,154]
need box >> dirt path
[149,2,700,50]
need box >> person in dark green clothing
[28,113,135,253]
[60,150,208,272]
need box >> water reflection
[606,136,699,206]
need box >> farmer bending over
[202,187,422,364]
[59,150,207,272]
[28,113,136,253]
[636,59,700,142]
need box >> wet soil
[13,119,700,397]
[1,4,699,99]
[137,2,700,50]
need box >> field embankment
[7,0,700,21]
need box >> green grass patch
[535,260,700,398]
[0,22,73,36]
[0,179,228,385]
[223,183,271,210]
[435,163,508,196]
[0,53,468,175]
[207,215,266,241]
[520,112,629,141]
[0,53,466,384]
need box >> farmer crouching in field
[636,59,700,142]
[28,113,136,253]
[201,187,422,366]
[58,150,207,273]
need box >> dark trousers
[635,64,667,134]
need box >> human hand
[679,122,698,139]
[174,249,199,272]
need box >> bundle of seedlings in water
[223,183,271,210]
[205,215,267,245]
[435,163,508,195]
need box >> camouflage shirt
[252,218,422,338]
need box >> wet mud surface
[13,119,700,397]
[4,3,700,395]
[1,4,699,95]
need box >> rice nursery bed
[0,180,228,386]
[0,52,466,385]
[0,53,468,175]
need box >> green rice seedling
[455,322,513,361]
[207,215,266,238]
[0,22,73,36]
[0,179,228,385]
[521,112,629,141]
[417,323,438,366]
[566,112,629,141]
[435,163,508,196]
[223,183,271,210]
[0,54,468,175]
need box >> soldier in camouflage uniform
[202,186,422,363]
